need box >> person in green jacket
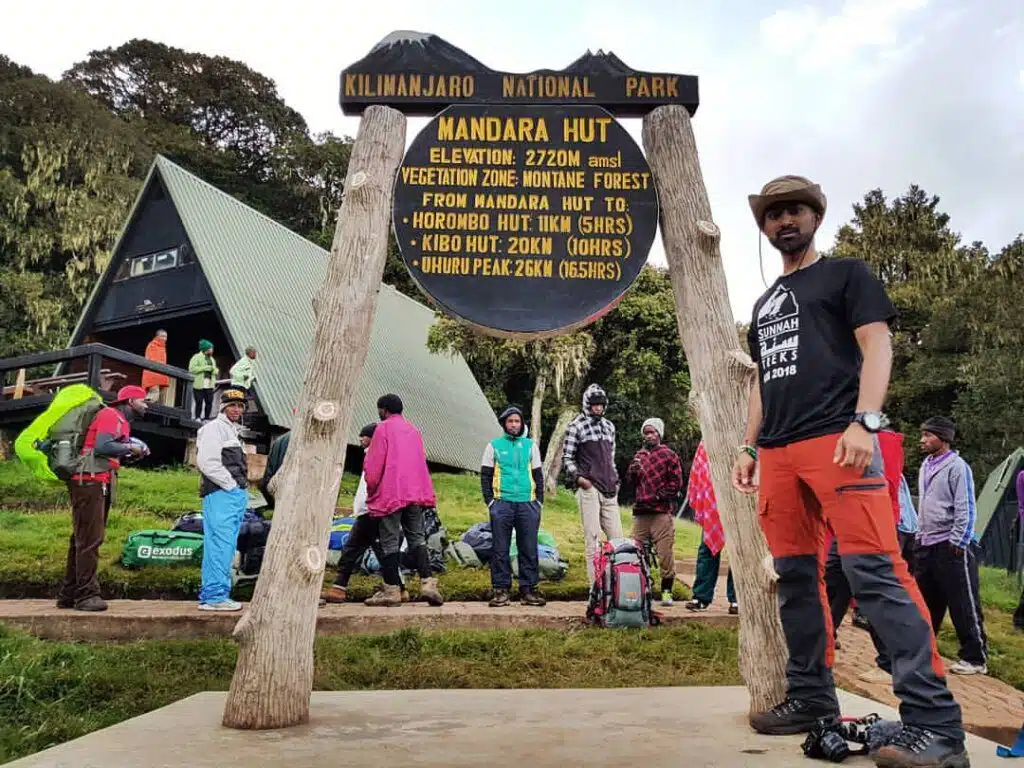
[480,405,546,608]
[188,340,219,421]
[230,347,257,393]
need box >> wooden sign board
[392,104,659,338]
[341,31,697,338]
[339,31,699,117]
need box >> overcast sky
[2,0,1020,321]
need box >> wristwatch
[852,412,883,433]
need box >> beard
[769,227,814,256]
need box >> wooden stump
[642,104,788,712]
[221,105,406,730]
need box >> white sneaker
[949,659,987,675]
[199,599,242,612]
[858,667,892,684]
[661,591,674,606]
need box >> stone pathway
[0,598,736,642]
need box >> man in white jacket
[321,424,406,603]
[196,388,249,612]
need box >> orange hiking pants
[757,433,963,739]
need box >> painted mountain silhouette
[346,31,494,75]
[562,50,636,76]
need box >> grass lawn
[0,622,741,764]
[0,461,702,602]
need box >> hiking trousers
[334,515,388,588]
[194,389,214,421]
[60,480,111,604]
[914,542,987,666]
[691,538,735,605]
[489,499,541,591]
[757,433,963,741]
[378,505,430,586]
[199,487,248,604]
[631,512,677,582]
[577,486,622,584]
[825,538,889,670]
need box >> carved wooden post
[222,105,406,730]
[642,104,788,712]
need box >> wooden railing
[0,343,194,415]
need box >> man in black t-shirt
[731,175,967,767]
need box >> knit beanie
[199,339,213,352]
[499,406,525,436]
[920,416,956,444]
[641,417,665,438]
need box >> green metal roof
[80,155,500,472]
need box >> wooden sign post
[222,105,406,729]
[642,106,788,711]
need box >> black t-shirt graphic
[746,258,896,448]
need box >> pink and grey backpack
[586,538,656,628]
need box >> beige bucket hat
[748,175,827,227]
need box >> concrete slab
[0,599,736,642]
[7,687,1005,768]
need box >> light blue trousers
[199,487,248,604]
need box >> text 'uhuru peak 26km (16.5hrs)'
[392,104,659,338]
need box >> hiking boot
[489,589,511,607]
[728,602,739,615]
[949,659,987,676]
[521,589,546,607]
[74,596,108,612]
[321,585,348,604]
[685,599,710,611]
[364,584,402,607]
[198,599,242,612]
[872,725,969,768]
[56,596,75,609]
[749,698,838,735]
[661,590,674,606]
[420,577,443,606]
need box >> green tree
[954,236,1024,473]
[0,62,149,355]
[588,265,699,463]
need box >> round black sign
[393,104,659,338]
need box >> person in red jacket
[59,385,149,612]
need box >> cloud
[759,0,929,67]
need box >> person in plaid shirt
[625,417,683,605]
[563,383,622,584]
[685,440,738,614]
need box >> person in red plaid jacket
[625,417,683,605]
[686,440,738,614]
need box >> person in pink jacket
[363,394,442,607]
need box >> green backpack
[46,398,106,481]
[15,384,102,482]
[121,530,204,569]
